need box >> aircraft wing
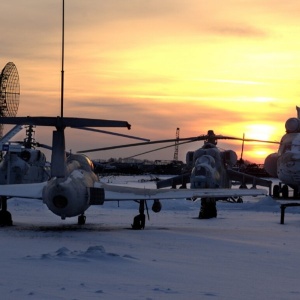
[97,183,267,201]
[0,182,47,199]
[156,173,191,189]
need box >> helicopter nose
[195,166,207,176]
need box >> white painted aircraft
[264,106,300,198]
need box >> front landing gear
[78,214,86,225]
[0,196,13,226]
[132,200,146,230]
[199,198,217,219]
[273,182,293,199]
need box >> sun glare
[241,124,280,163]
[244,124,275,141]
[244,148,272,164]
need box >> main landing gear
[273,182,291,199]
[131,200,146,230]
[131,199,162,230]
[78,214,86,225]
[199,198,217,219]
[0,196,13,226]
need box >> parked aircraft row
[2,105,300,228]
[1,100,300,227]
[0,116,269,228]
[0,1,297,229]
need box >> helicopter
[0,124,51,185]
[156,130,274,218]
[79,129,275,219]
[264,106,300,198]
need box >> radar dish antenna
[0,62,20,139]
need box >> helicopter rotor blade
[11,141,53,150]
[36,143,53,150]
[77,135,211,153]
[0,125,23,147]
[77,133,280,154]
[72,127,150,142]
[124,139,197,159]
[241,133,245,161]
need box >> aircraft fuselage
[42,154,98,219]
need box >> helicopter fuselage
[0,148,50,184]
[276,133,300,190]
[189,144,235,189]
[264,112,300,197]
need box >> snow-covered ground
[1,175,300,300]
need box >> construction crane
[173,127,180,161]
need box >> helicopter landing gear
[0,196,13,226]
[78,214,86,225]
[273,183,290,199]
[199,198,217,219]
[131,200,147,230]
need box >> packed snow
[1,175,300,300]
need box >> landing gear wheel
[236,197,243,203]
[131,200,147,230]
[282,185,289,198]
[0,210,13,226]
[0,197,13,226]
[131,213,145,230]
[199,198,217,219]
[78,214,86,225]
[273,185,280,198]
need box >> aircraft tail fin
[51,130,66,178]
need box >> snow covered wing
[0,182,47,199]
[96,183,267,201]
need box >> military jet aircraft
[264,106,300,198]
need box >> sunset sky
[1,0,300,163]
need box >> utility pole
[173,128,180,161]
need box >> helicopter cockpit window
[20,150,31,162]
[278,133,300,155]
[195,166,207,176]
[278,143,291,155]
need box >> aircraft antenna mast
[60,0,65,118]
[173,127,180,161]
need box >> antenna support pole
[60,0,65,118]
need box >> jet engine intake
[53,195,68,209]
[264,153,278,177]
[285,118,300,133]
